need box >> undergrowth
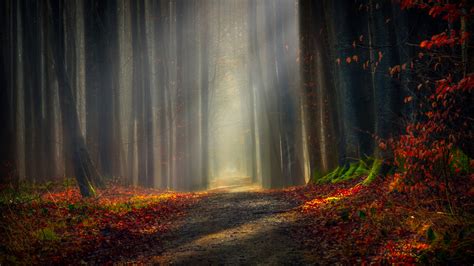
[0,182,203,264]
[293,152,473,264]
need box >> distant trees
[5,0,459,193]
[84,0,122,182]
[246,0,306,188]
[0,0,318,191]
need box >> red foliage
[388,76,473,192]
[0,185,204,264]
[385,0,473,205]
[400,0,472,23]
[284,178,432,264]
[419,30,469,49]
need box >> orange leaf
[420,40,429,48]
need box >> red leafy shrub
[384,0,474,210]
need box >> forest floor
[1,177,472,264]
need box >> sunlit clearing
[208,0,302,190]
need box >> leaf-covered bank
[0,183,203,264]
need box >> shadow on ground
[119,186,314,264]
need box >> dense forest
[0,0,473,264]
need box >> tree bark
[48,0,101,197]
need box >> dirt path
[130,186,313,265]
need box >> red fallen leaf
[346,57,352,64]
[420,40,429,48]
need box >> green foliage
[68,203,76,212]
[0,179,82,205]
[339,209,350,221]
[450,148,471,174]
[310,157,384,185]
[357,210,367,219]
[0,185,41,205]
[427,227,436,242]
[62,178,77,188]
[36,227,58,241]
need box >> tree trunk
[0,0,18,183]
[48,0,100,197]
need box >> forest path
[138,187,313,264]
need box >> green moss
[332,162,358,183]
[327,159,372,184]
[354,159,370,176]
[362,159,383,186]
[317,166,345,184]
[36,227,58,241]
[310,157,387,185]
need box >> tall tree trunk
[131,0,154,187]
[84,0,100,173]
[84,0,121,179]
[175,0,189,190]
[154,0,170,189]
[48,0,100,197]
[198,2,209,189]
[0,0,18,183]
[41,1,56,179]
[20,0,44,182]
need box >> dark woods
[0,0,472,195]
